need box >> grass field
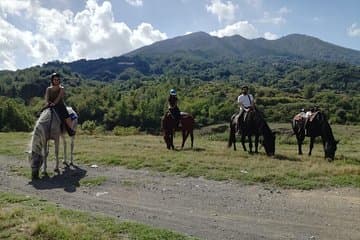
[0,123,359,189]
[0,192,196,240]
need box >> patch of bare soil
[0,155,359,240]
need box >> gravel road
[0,155,359,240]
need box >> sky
[0,0,359,70]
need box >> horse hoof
[32,171,39,180]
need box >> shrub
[112,126,139,136]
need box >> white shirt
[237,94,254,109]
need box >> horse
[292,111,338,161]
[28,107,78,180]
[161,112,194,150]
[228,109,275,156]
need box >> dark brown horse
[292,111,338,161]
[161,112,195,150]
[228,110,275,156]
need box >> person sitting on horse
[168,89,181,128]
[237,85,255,130]
[304,107,316,136]
[299,108,306,118]
[44,73,76,136]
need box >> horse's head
[28,151,44,180]
[324,140,338,161]
[263,131,276,156]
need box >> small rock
[95,192,108,197]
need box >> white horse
[28,107,78,180]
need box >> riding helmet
[170,89,177,96]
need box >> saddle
[308,111,319,122]
[293,113,305,121]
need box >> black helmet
[51,72,60,80]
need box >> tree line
[0,61,359,132]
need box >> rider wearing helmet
[44,72,76,136]
[168,89,181,128]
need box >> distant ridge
[126,32,360,64]
[37,31,360,80]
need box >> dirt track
[0,155,359,240]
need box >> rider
[237,85,255,131]
[44,73,76,136]
[168,89,181,128]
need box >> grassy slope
[0,192,196,240]
[0,123,359,190]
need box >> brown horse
[161,112,194,150]
[292,111,338,161]
[228,110,275,156]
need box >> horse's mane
[316,112,336,143]
[37,108,53,124]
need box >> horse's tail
[228,115,236,148]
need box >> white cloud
[264,32,278,40]
[131,23,167,48]
[0,0,31,17]
[257,6,290,25]
[278,6,291,15]
[245,0,262,8]
[210,21,259,39]
[0,0,167,70]
[125,0,143,7]
[258,11,285,25]
[0,16,58,70]
[206,0,237,23]
[347,23,360,37]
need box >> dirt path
[0,155,359,240]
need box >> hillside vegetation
[0,32,359,131]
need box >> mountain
[127,32,360,64]
[35,31,360,85]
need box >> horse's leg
[181,130,189,149]
[70,135,74,165]
[42,141,49,176]
[248,135,253,153]
[54,138,60,173]
[190,130,194,149]
[254,134,259,154]
[232,126,236,151]
[308,137,315,156]
[62,134,67,165]
[296,135,303,155]
[241,133,247,152]
[170,131,175,150]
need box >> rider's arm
[52,87,65,105]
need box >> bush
[112,126,139,136]
[81,120,97,135]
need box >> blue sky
[0,0,359,70]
